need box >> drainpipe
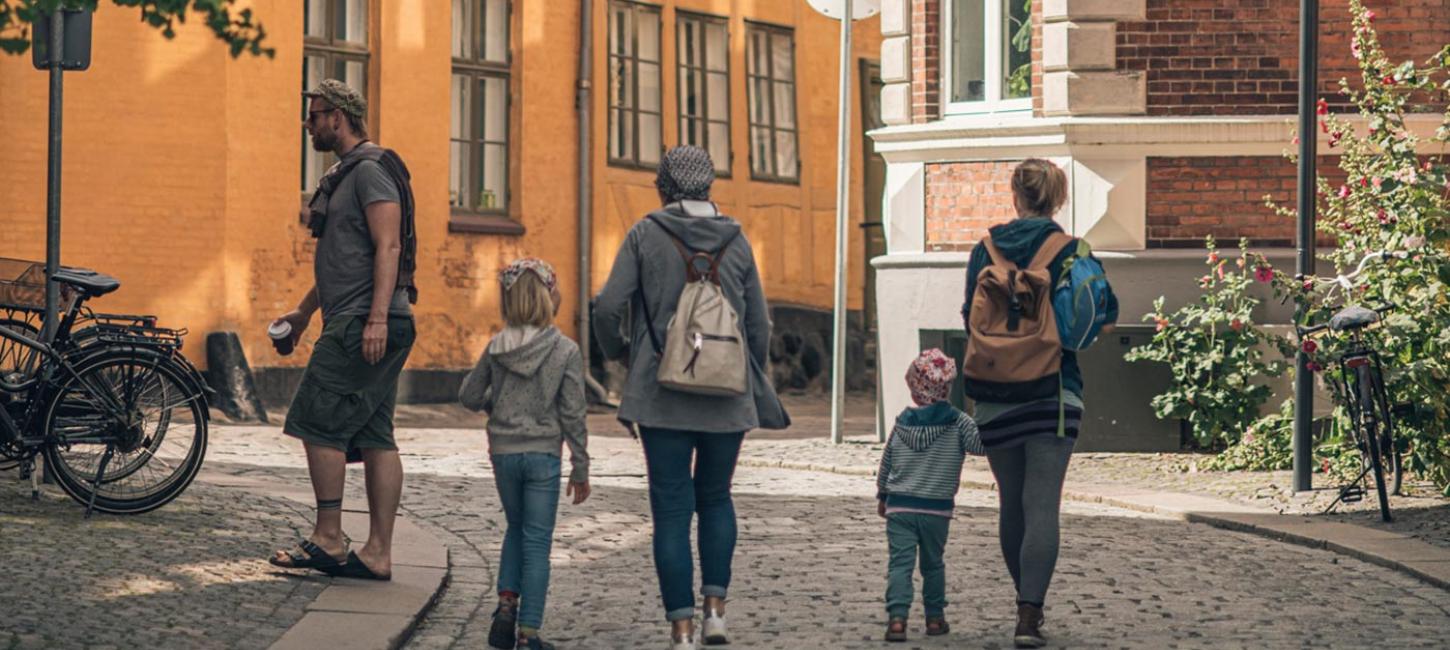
[577,0,609,403]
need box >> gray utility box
[921,324,1181,453]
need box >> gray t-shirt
[315,143,413,322]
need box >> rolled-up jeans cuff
[665,606,696,622]
[701,585,728,599]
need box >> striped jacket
[875,402,982,516]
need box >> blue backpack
[1052,239,1111,351]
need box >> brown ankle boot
[1013,603,1045,648]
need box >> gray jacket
[593,201,788,433]
[458,326,590,483]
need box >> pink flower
[1377,208,1390,224]
[1155,317,1170,332]
[1208,251,1220,264]
[1292,135,1301,145]
[1405,235,1426,249]
[1302,279,1315,292]
[1216,265,1226,280]
[1308,361,1324,374]
[1302,339,1318,354]
[1316,98,1329,115]
[1243,431,1257,445]
[1366,9,1377,22]
[1199,275,1213,288]
[1320,457,1331,473]
[1352,41,1363,60]
[1383,74,1396,86]
[1372,176,1384,190]
[1338,185,1352,199]
[1236,257,1246,268]
[1255,266,1274,283]
[1230,319,1244,332]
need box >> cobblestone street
[3,406,1448,649]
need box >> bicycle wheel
[42,348,207,514]
[1368,363,1404,496]
[1353,363,1393,522]
[0,317,41,378]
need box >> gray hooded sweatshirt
[593,201,788,433]
[458,326,590,483]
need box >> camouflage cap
[303,79,367,119]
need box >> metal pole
[43,9,64,344]
[1293,0,1319,493]
[830,0,854,444]
[576,0,594,385]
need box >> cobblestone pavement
[0,472,326,650]
[198,423,1450,650]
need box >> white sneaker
[669,633,697,650]
[702,610,728,646]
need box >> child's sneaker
[702,608,728,645]
[884,617,908,643]
[926,615,950,636]
[488,599,518,649]
[670,632,697,650]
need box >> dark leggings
[985,436,1075,606]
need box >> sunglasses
[305,108,339,124]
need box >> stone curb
[197,472,452,650]
[736,457,1450,592]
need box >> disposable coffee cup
[268,320,295,356]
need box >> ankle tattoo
[316,498,343,511]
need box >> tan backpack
[962,232,1073,402]
[638,217,748,397]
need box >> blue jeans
[640,427,745,622]
[492,453,562,630]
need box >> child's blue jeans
[492,452,562,630]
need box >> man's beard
[311,131,338,152]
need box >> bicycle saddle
[51,267,121,297]
[1330,305,1380,332]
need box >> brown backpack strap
[981,237,1017,270]
[1028,232,1075,271]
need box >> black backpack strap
[635,225,664,355]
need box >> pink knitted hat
[906,348,957,406]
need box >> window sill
[449,213,526,236]
[748,174,801,186]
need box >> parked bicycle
[1296,250,1407,523]
[0,258,212,516]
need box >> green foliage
[1265,0,1450,495]
[0,0,272,58]
[1201,398,1297,471]
[1125,237,1295,449]
[1006,0,1032,99]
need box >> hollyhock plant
[1266,0,1450,495]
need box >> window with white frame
[451,0,510,214]
[944,0,1032,114]
[302,0,369,191]
[746,22,798,183]
[676,11,731,175]
[608,1,663,168]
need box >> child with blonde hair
[460,258,591,650]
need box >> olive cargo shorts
[284,315,415,452]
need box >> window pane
[304,54,327,93]
[774,130,798,179]
[483,144,507,210]
[639,113,661,164]
[305,0,327,39]
[770,33,793,81]
[339,0,367,44]
[610,5,629,55]
[484,0,508,63]
[450,141,470,208]
[680,20,698,67]
[638,9,660,62]
[611,57,634,108]
[952,0,986,102]
[610,108,633,160]
[679,68,699,118]
[639,62,661,111]
[707,72,729,121]
[750,126,772,176]
[705,22,727,72]
[749,77,769,124]
[1002,0,1032,99]
[451,0,471,58]
[708,123,730,172]
[451,74,472,139]
[483,76,507,141]
[773,81,795,129]
[747,30,764,75]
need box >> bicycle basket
[0,258,49,311]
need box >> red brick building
[868,0,1450,449]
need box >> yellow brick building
[0,1,881,388]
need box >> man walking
[269,79,419,580]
